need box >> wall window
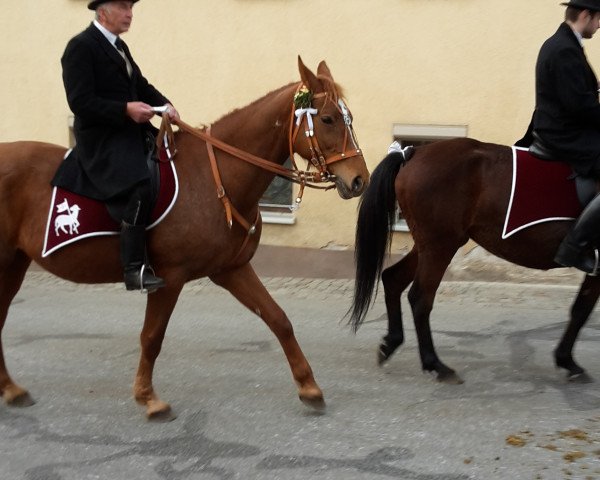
[392,124,468,231]
[258,157,296,225]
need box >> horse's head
[292,57,369,199]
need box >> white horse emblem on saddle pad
[54,200,81,236]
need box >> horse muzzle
[335,173,368,199]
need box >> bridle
[287,84,363,202]
[156,81,362,239]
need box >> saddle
[529,133,597,206]
[42,127,178,257]
[503,146,583,238]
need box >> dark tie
[114,38,132,77]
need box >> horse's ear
[298,56,321,92]
[317,61,334,81]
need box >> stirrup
[590,249,600,277]
[124,264,164,294]
[139,264,148,294]
[138,264,161,294]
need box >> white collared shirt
[93,20,132,76]
[93,19,118,48]
[567,23,584,46]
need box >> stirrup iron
[138,264,160,294]
[591,249,600,277]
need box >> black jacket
[533,22,600,175]
[52,23,169,199]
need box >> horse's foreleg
[210,263,325,410]
[379,248,418,365]
[0,250,34,406]
[409,246,463,384]
[554,275,600,380]
[133,282,183,420]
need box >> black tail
[349,151,407,331]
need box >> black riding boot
[120,222,165,292]
[554,193,600,275]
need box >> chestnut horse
[0,58,369,419]
[350,138,596,384]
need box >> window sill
[392,219,409,232]
[260,205,296,225]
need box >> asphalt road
[2,270,600,480]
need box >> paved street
[2,268,600,479]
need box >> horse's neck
[174,83,300,215]
[212,82,297,167]
[190,82,299,209]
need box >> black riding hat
[88,0,139,10]
[561,0,600,11]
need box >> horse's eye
[321,116,334,125]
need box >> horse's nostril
[352,177,364,193]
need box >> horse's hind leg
[210,263,325,410]
[133,282,184,420]
[409,245,463,384]
[378,248,418,365]
[554,275,600,380]
[0,250,34,406]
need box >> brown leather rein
[155,84,362,238]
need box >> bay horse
[0,58,369,419]
[350,138,595,384]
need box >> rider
[530,0,600,274]
[52,0,179,292]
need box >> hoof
[146,400,176,422]
[436,370,464,385]
[299,390,326,411]
[377,337,402,366]
[300,395,326,411]
[567,371,593,384]
[4,387,35,407]
[377,345,391,366]
[555,357,591,382]
[147,408,177,423]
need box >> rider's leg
[555,192,600,275]
[120,180,165,292]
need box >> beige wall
[2,0,597,251]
